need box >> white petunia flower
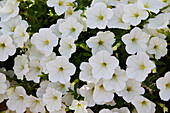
[79,82,95,107]
[86,2,113,29]
[107,4,131,29]
[59,17,83,40]
[50,19,64,38]
[126,52,155,82]
[6,86,28,113]
[86,31,115,55]
[0,73,7,94]
[48,81,69,94]
[121,27,149,54]
[25,59,42,83]
[131,96,156,113]
[79,62,99,83]
[148,12,170,29]
[64,6,82,18]
[0,1,19,21]
[111,107,130,113]
[43,87,62,112]
[40,52,56,74]
[89,50,119,79]
[36,80,50,98]
[63,7,86,31]
[47,56,76,84]
[103,66,128,91]
[116,79,145,103]
[93,81,114,105]
[143,24,166,39]
[26,95,45,113]
[0,15,26,35]
[27,45,45,60]
[156,72,170,101]
[137,0,163,14]
[0,34,16,61]
[13,23,29,48]
[59,36,76,58]
[31,28,58,57]
[47,0,75,15]
[147,37,167,59]
[69,100,88,113]
[13,54,29,80]
[122,3,148,26]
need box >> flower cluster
[0,0,170,113]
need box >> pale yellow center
[140,64,146,70]
[98,15,104,20]
[101,62,107,67]
[44,40,50,45]
[58,1,63,6]
[134,13,139,18]
[71,27,76,32]
[58,67,64,71]
[141,100,147,105]
[0,43,5,48]
[165,83,170,88]
[126,87,132,92]
[98,40,103,45]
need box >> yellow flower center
[71,27,76,32]
[98,40,103,45]
[58,67,64,71]
[77,103,82,107]
[140,64,146,70]
[100,85,104,89]
[21,65,25,70]
[68,10,73,15]
[98,15,104,20]
[11,27,15,32]
[134,13,139,18]
[141,100,147,105]
[58,1,63,6]
[35,100,40,103]
[153,45,158,49]
[101,62,107,67]
[144,2,149,8]
[19,95,24,100]
[165,83,170,88]
[162,0,167,3]
[44,40,50,45]
[53,96,58,100]
[132,37,137,42]
[0,43,5,48]
[126,87,132,92]
[112,74,117,78]
[68,44,72,49]
[36,67,41,71]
